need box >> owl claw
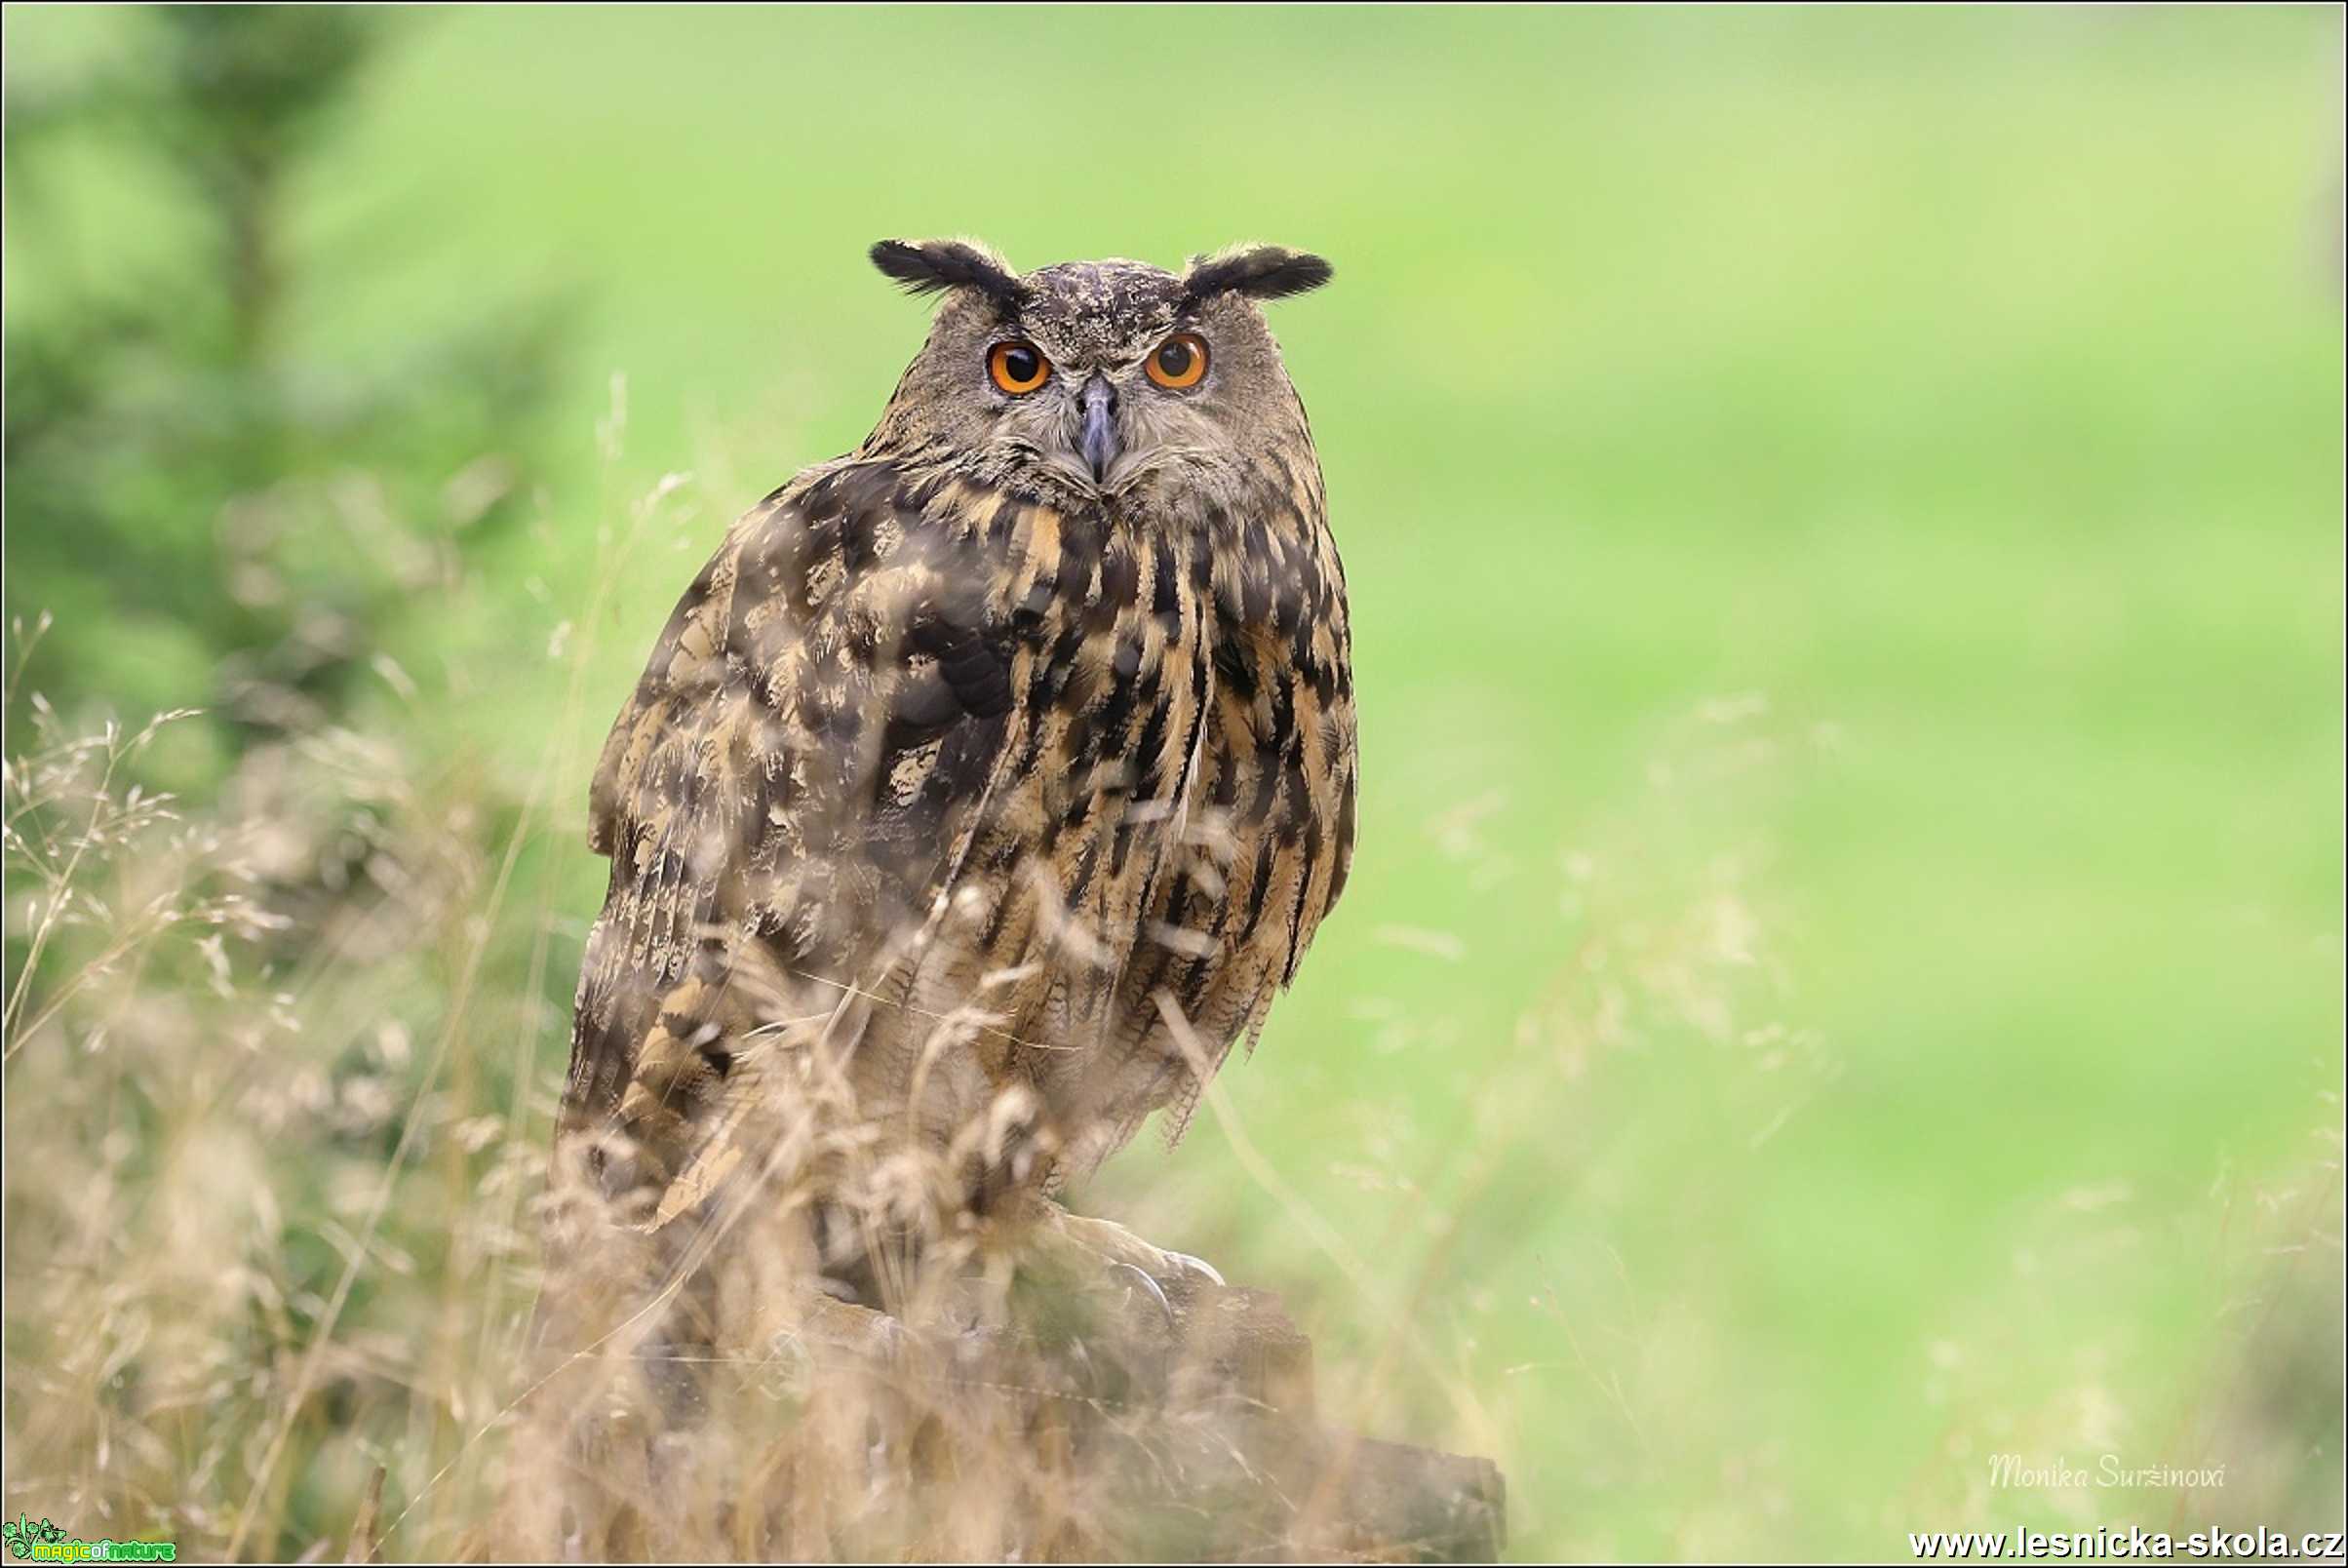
[1019,1201,1225,1329]
[1161,1249,1225,1288]
[1104,1260,1176,1330]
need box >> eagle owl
[556,239,1354,1313]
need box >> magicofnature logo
[1,1516,176,1562]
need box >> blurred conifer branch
[3,6,566,775]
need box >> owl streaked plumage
[554,238,1354,1309]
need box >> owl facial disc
[866,239,1333,498]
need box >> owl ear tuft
[869,239,1023,306]
[1184,245,1333,303]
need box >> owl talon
[1162,1249,1224,1288]
[1016,1201,1227,1328]
[1104,1260,1177,1330]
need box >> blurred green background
[5,5,2342,1559]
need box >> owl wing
[563,461,1040,1201]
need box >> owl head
[863,238,1331,497]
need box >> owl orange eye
[1146,332,1209,390]
[988,340,1050,395]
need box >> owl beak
[1077,373,1120,483]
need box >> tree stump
[790,1272,1505,1563]
[503,1263,1507,1562]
